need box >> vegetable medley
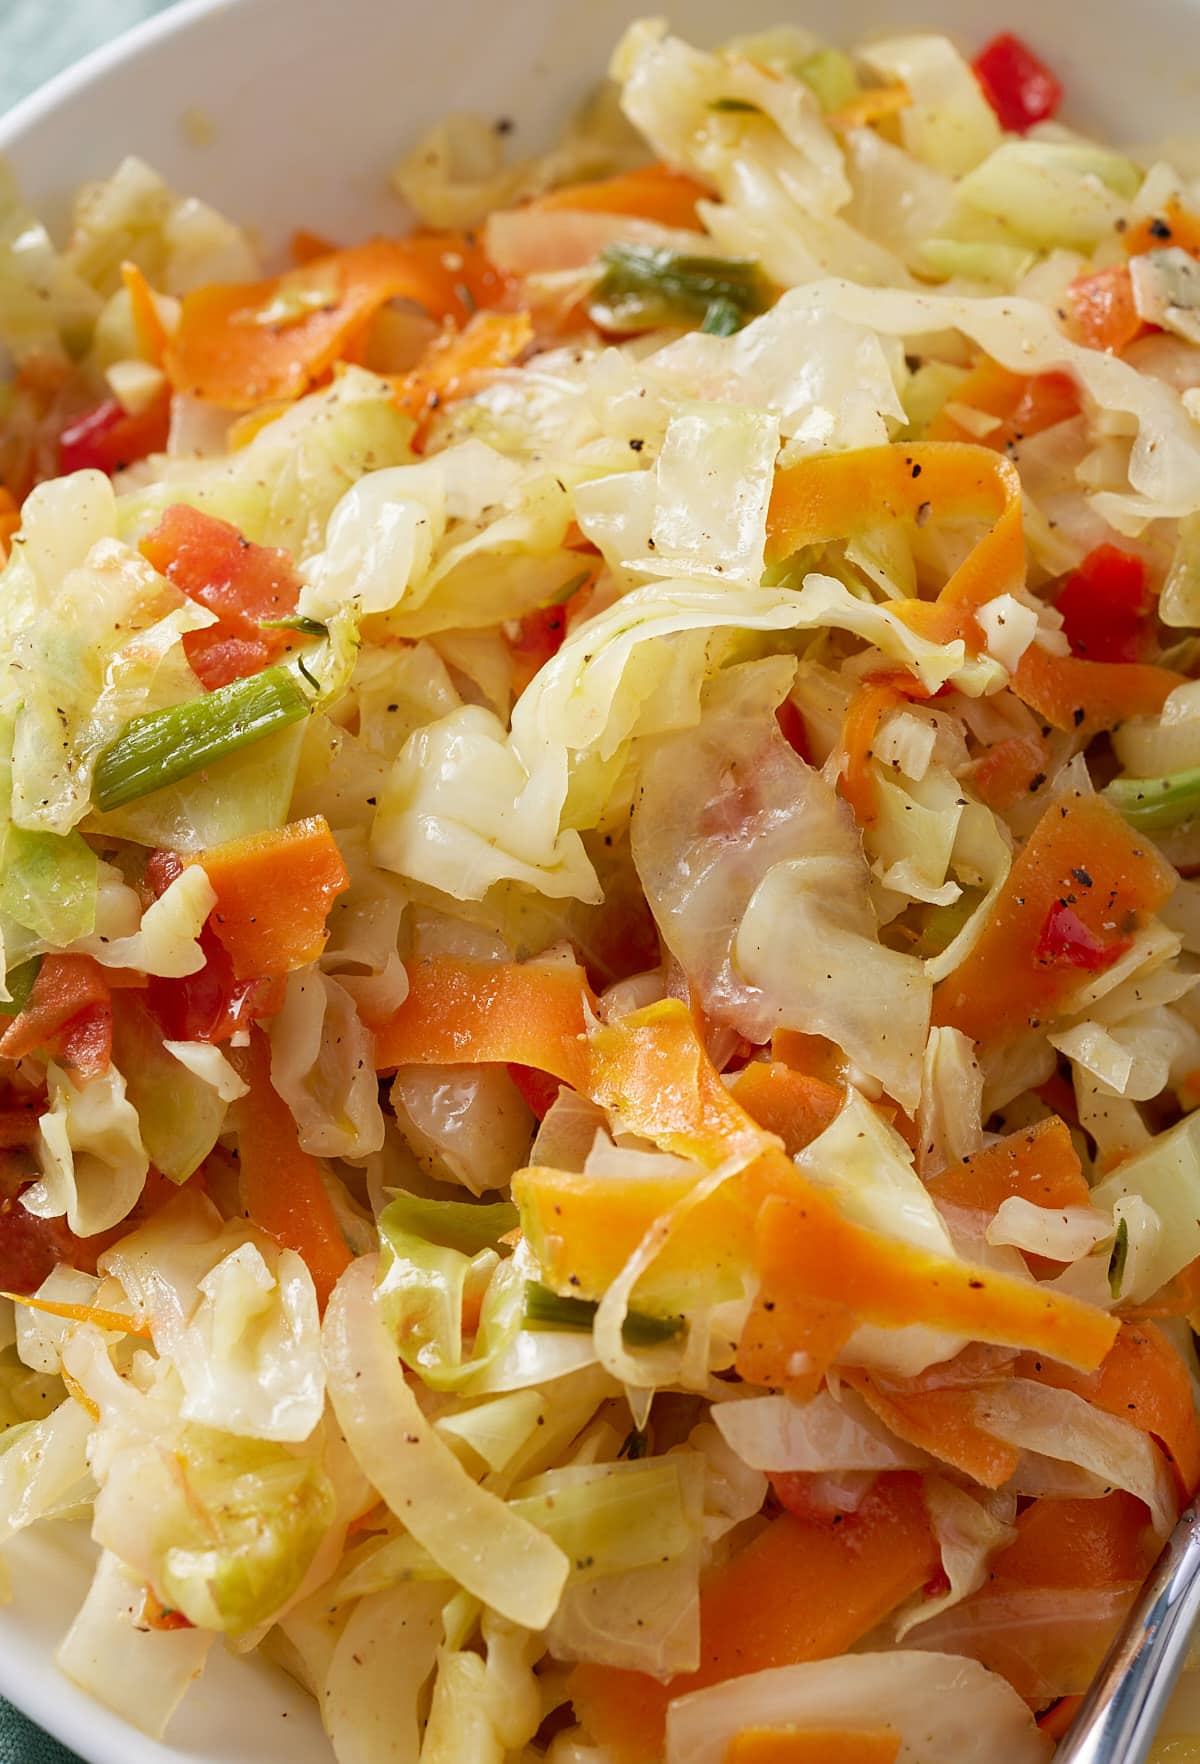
[5,15,1200,1763]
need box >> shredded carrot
[529,163,710,229]
[233,1029,351,1309]
[367,955,594,1087]
[926,1117,1090,1213]
[185,815,349,980]
[836,670,933,824]
[1,1291,151,1338]
[928,360,1078,451]
[771,1028,846,1087]
[843,1365,1020,1488]
[121,260,170,367]
[767,442,1024,649]
[725,1730,901,1764]
[393,309,533,432]
[61,1367,99,1421]
[724,1060,842,1156]
[1125,199,1200,259]
[291,228,339,265]
[933,793,1175,1047]
[165,234,508,408]
[1021,1321,1200,1499]
[827,82,911,131]
[1010,640,1183,740]
[569,1474,937,1764]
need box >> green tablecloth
[0,5,170,1755]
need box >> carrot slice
[367,955,593,1087]
[569,1474,937,1764]
[933,793,1175,1047]
[1067,265,1146,353]
[1125,199,1200,259]
[843,1367,1020,1488]
[233,1028,351,1309]
[767,442,1024,648]
[1011,640,1183,740]
[166,234,506,408]
[393,309,532,429]
[928,360,1078,450]
[186,816,348,980]
[121,260,170,366]
[926,1117,1090,1212]
[725,1730,901,1764]
[724,1060,842,1156]
[530,163,710,229]
[1020,1321,1200,1499]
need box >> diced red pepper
[143,847,286,1042]
[507,1062,562,1120]
[59,392,170,478]
[139,504,301,691]
[508,577,594,694]
[0,1197,78,1294]
[1036,901,1130,974]
[0,954,114,1077]
[973,33,1063,134]
[1055,544,1152,664]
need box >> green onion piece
[92,664,312,813]
[1103,767,1200,833]
[523,1280,683,1346]
[700,296,744,337]
[0,956,41,1019]
[543,569,593,609]
[709,96,762,114]
[1108,1215,1129,1299]
[591,244,769,338]
[259,615,329,637]
[797,47,860,112]
[912,889,982,960]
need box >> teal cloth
[0,15,180,1764]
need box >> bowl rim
[0,0,236,153]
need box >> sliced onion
[712,1389,929,1474]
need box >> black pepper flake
[1029,771,1047,793]
[1071,866,1093,887]
[1150,216,1173,240]
[1073,706,1086,727]
[628,437,645,452]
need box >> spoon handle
[1055,1505,1200,1764]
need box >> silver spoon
[1055,1504,1200,1762]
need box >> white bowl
[1,0,1199,1758]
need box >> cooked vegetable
[590,243,771,334]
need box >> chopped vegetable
[723,1730,901,1764]
[971,33,1063,134]
[1055,544,1152,664]
[91,663,313,812]
[1103,765,1200,831]
[58,392,169,476]
[1068,265,1145,353]
[182,815,348,978]
[589,243,771,335]
[523,1280,683,1345]
[530,163,709,229]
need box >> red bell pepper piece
[0,954,114,1077]
[143,850,285,1042]
[59,393,170,478]
[140,504,302,691]
[1068,266,1147,354]
[1036,902,1130,974]
[973,33,1063,134]
[1055,544,1152,664]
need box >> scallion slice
[590,244,770,337]
[92,663,312,813]
[523,1279,683,1345]
[1103,766,1200,832]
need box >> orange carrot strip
[964,730,1049,812]
[725,1731,901,1764]
[1021,1322,1200,1499]
[367,955,594,1088]
[1125,199,1200,258]
[166,234,507,408]
[393,309,533,428]
[724,1060,842,1156]
[186,815,348,980]
[933,793,1175,1047]
[928,361,1078,450]
[766,442,1024,648]
[839,681,903,824]
[569,1475,937,1764]
[121,260,170,367]
[0,486,20,564]
[291,228,339,266]
[926,1118,1090,1213]
[1,1291,152,1338]
[1067,265,1146,353]
[234,1029,351,1309]
[530,163,710,229]
[842,1366,1020,1488]
[1011,640,1183,741]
